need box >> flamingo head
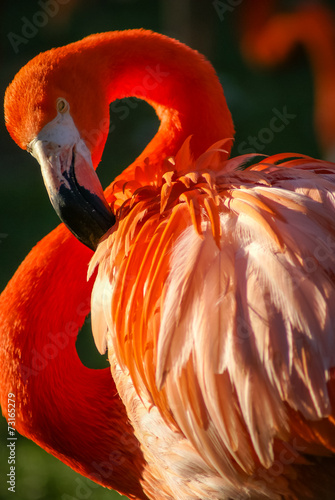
[4,46,115,250]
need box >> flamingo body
[2,29,335,499]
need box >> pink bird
[1,29,335,499]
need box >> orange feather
[2,28,335,499]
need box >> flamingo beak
[29,112,115,250]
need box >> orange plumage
[2,29,335,499]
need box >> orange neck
[0,225,147,499]
[1,30,235,498]
[6,30,234,188]
[63,30,234,179]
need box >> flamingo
[2,29,335,500]
[239,1,335,161]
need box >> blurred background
[0,0,333,499]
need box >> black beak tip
[84,212,116,251]
[51,185,116,251]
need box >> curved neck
[0,224,147,499]
[81,30,234,178]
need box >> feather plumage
[3,28,335,500]
[89,148,335,496]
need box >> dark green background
[0,1,323,499]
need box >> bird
[239,1,335,161]
[2,28,335,500]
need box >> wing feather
[91,157,335,483]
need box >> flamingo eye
[56,98,69,113]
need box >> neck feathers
[0,224,146,498]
